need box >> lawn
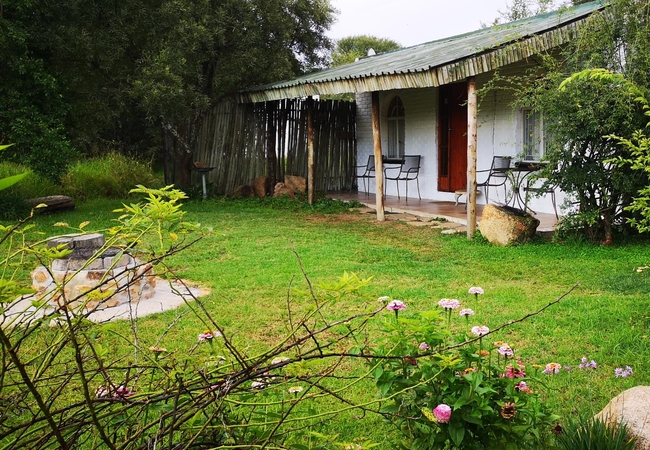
[8,195,650,448]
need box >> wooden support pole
[467,77,478,238]
[307,96,315,205]
[371,92,385,222]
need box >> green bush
[0,162,60,220]
[61,153,161,201]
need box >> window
[523,109,545,161]
[387,96,405,158]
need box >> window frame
[387,96,405,159]
[522,108,546,162]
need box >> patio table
[494,162,547,212]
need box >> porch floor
[327,191,559,234]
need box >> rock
[595,386,650,449]
[478,204,539,246]
[232,184,255,198]
[26,195,75,213]
[284,175,307,193]
[273,182,295,198]
[252,176,268,198]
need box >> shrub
[369,293,558,449]
[61,153,161,201]
[0,161,60,220]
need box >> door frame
[438,82,468,192]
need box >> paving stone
[385,213,420,222]
[406,221,435,227]
[441,226,467,235]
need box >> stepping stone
[442,226,467,235]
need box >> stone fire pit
[31,233,156,312]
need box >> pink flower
[113,385,135,399]
[504,362,526,379]
[433,404,452,423]
[198,330,222,342]
[542,362,562,375]
[515,381,533,393]
[497,345,514,357]
[470,325,489,336]
[468,287,484,295]
[386,300,406,311]
[459,308,475,316]
[438,298,461,309]
[419,342,431,351]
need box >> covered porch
[328,191,559,235]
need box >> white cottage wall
[353,61,561,216]
[379,88,437,199]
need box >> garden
[0,163,647,447]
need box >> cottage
[239,1,607,234]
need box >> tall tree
[0,0,335,183]
[330,35,401,67]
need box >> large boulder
[284,175,307,193]
[478,204,539,246]
[595,386,650,450]
[272,182,295,198]
[252,176,267,198]
[232,185,255,198]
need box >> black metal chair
[384,155,421,201]
[352,155,375,195]
[524,180,559,219]
[477,156,511,203]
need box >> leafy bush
[0,161,60,220]
[369,294,558,449]
[61,153,161,201]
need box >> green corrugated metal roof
[239,1,607,102]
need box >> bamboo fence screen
[190,98,356,195]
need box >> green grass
[11,196,650,447]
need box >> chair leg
[405,179,408,202]
[416,178,421,200]
[396,180,401,199]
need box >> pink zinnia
[468,287,484,295]
[198,330,222,341]
[504,362,526,379]
[438,298,461,309]
[515,381,533,393]
[542,362,562,375]
[498,345,514,357]
[386,300,406,311]
[433,404,452,423]
[459,308,475,316]
[471,325,489,336]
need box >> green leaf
[0,172,29,191]
[448,421,465,447]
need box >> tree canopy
[330,35,401,67]
[0,0,335,181]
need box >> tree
[330,35,401,67]
[506,0,650,242]
[0,0,335,184]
